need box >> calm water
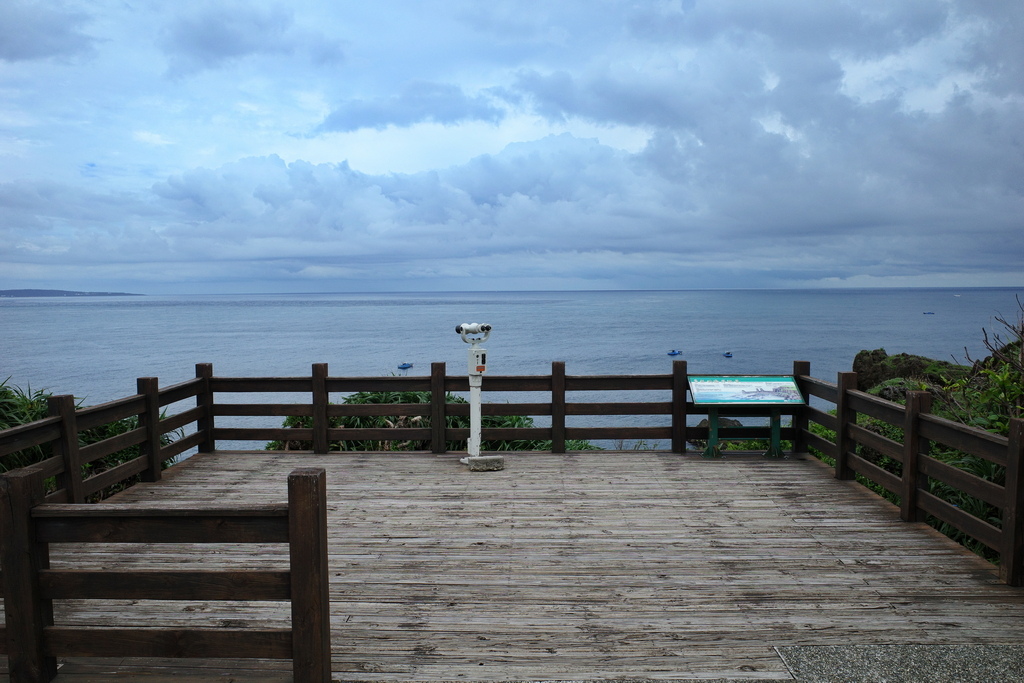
[1,288,1021,405]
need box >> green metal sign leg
[763,407,785,459]
[702,407,723,459]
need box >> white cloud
[757,112,803,144]
[133,131,173,146]
[837,11,993,112]
[0,0,1021,293]
[16,240,68,255]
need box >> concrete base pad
[460,455,505,471]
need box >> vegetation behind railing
[0,376,203,503]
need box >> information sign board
[688,376,804,405]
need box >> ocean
[2,288,1020,407]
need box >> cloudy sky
[1,0,1022,293]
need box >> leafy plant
[938,296,1024,437]
[0,379,52,470]
[940,362,1022,436]
[0,378,180,500]
[266,390,599,452]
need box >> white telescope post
[468,366,483,458]
[455,323,503,471]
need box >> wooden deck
[8,450,1024,681]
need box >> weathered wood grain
[5,450,1024,682]
[2,450,1024,679]
[288,467,332,682]
[43,627,292,659]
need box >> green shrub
[939,362,1022,437]
[0,378,179,500]
[0,380,52,470]
[266,390,599,452]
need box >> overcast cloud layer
[1,0,1022,293]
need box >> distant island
[0,289,142,298]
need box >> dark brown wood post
[792,361,811,454]
[288,467,332,682]
[671,360,688,453]
[0,467,58,683]
[312,364,329,455]
[195,363,215,453]
[138,377,163,482]
[47,394,83,504]
[1001,418,1024,586]
[834,372,857,480]
[551,361,566,453]
[900,390,932,522]
[431,362,447,454]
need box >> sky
[1,0,1022,294]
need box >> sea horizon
[2,287,1021,408]
[6,284,1022,298]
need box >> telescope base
[459,455,506,471]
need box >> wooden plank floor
[6,450,1024,681]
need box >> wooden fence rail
[203,360,802,454]
[0,377,205,505]
[794,372,1024,586]
[0,360,808,503]
[0,360,1021,587]
[0,466,331,683]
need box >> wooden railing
[0,361,808,494]
[797,371,1024,586]
[0,375,206,504]
[204,360,805,453]
[0,359,1020,600]
[0,466,331,683]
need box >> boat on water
[667,350,682,356]
[722,352,733,358]
[398,362,413,370]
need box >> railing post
[672,360,688,453]
[0,467,58,683]
[138,377,163,482]
[312,364,329,455]
[288,467,332,682]
[900,390,932,523]
[1001,418,1024,585]
[195,363,215,453]
[792,361,810,454]
[431,362,447,454]
[834,372,857,480]
[551,361,566,453]
[47,394,83,504]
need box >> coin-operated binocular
[455,323,500,468]
[456,323,490,377]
